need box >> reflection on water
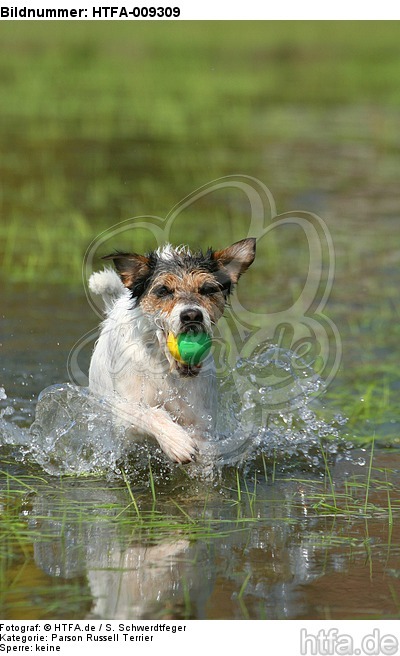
[2,450,400,620]
[30,484,211,620]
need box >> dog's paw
[157,423,199,464]
[116,402,202,465]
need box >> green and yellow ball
[167,332,212,366]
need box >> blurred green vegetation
[2,21,400,129]
[1,21,400,283]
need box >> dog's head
[103,238,256,376]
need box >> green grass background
[1,20,400,283]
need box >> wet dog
[88,238,256,463]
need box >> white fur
[155,243,192,260]
[89,268,125,312]
[88,268,216,463]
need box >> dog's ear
[102,252,152,296]
[212,238,256,284]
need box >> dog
[88,238,256,464]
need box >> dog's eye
[200,283,220,296]
[153,285,173,298]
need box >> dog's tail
[88,268,125,312]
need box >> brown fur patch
[140,270,226,323]
[212,238,256,283]
[102,252,150,289]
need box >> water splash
[212,346,346,472]
[0,348,347,479]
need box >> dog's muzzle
[179,307,204,333]
[157,306,211,377]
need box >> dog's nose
[180,308,204,324]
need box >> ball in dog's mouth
[166,331,212,373]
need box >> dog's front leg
[113,400,199,464]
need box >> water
[0,344,347,480]
[1,142,399,619]
[1,218,399,621]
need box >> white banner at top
[0,1,398,20]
